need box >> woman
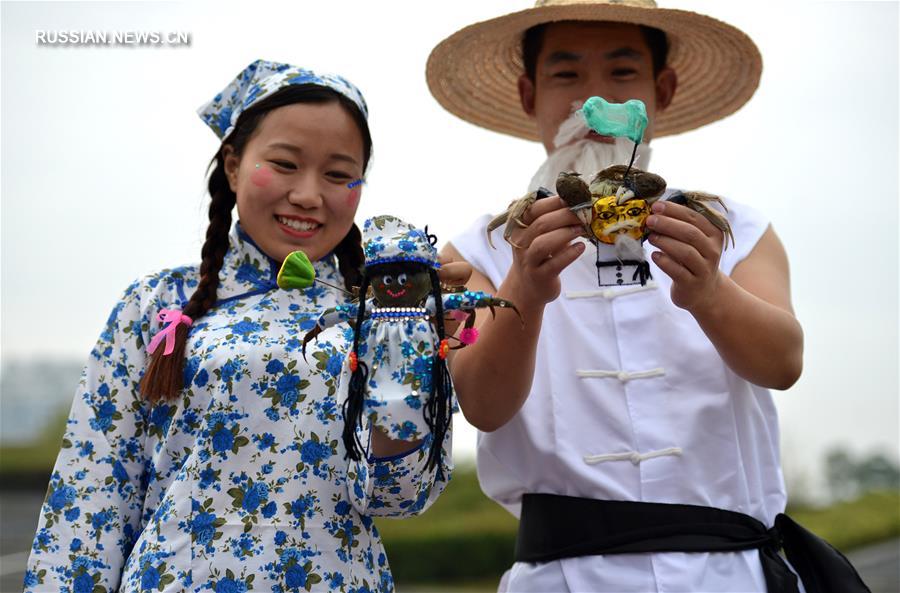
[25,59,457,593]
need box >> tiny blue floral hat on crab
[362,215,440,269]
[197,59,369,140]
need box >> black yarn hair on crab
[342,246,452,476]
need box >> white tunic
[452,196,792,592]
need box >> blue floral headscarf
[197,59,369,140]
[362,215,441,269]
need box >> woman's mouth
[276,215,321,238]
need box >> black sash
[515,494,871,593]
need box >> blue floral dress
[24,225,452,593]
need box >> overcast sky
[1,1,897,489]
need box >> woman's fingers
[437,260,472,287]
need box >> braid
[333,223,364,292]
[342,275,371,461]
[140,155,235,403]
[424,268,452,475]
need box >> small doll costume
[280,215,516,472]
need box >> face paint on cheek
[251,164,272,188]
[346,186,361,207]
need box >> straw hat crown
[426,0,762,140]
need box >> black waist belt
[515,494,870,593]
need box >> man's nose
[582,75,620,105]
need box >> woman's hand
[436,258,473,336]
[647,200,726,313]
[502,196,585,311]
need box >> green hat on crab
[581,97,648,145]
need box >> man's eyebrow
[604,47,643,61]
[544,50,582,66]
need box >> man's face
[519,21,676,153]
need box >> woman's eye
[397,273,408,285]
[552,71,578,79]
[382,275,393,286]
[327,171,353,181]
[270,160,296,170]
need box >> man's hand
[503,196,586,310]
[647,200,725,313]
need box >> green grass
[788,490,900,551]
[0,410,67,477]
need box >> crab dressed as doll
[489,97,734,287]
[277,215,517,471]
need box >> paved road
[2,490,898,592]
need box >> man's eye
[612,68,637,78]
[552,71,578,79]
[327,171,353,181]
[397,273,408,285]
[382,275,393,286]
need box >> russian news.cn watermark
[36,30,192,47]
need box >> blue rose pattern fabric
[24,225,451,593]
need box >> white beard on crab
[528,104,652,194]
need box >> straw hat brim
[426,4,762,141]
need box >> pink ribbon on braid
[147,309,193,356]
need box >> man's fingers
[513,207,583,250]
[526,226,585,268]
[518,196,568,226]
[648,234,705,277]
[651,250,692,284]
[540,241,586,276]
[652,201,719,238]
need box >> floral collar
[213,222,345,304]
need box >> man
[427,2,867,592]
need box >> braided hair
[140,85,371,402]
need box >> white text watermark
[36,30,192,47]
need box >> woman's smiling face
[224,101,365,263]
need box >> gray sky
[2,1,897,490]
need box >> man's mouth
[585,131,615,144]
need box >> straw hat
[426,0,762,140]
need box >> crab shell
[589,165,667,204]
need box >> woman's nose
[286,174,324,208]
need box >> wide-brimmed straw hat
[426,0,762,140]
